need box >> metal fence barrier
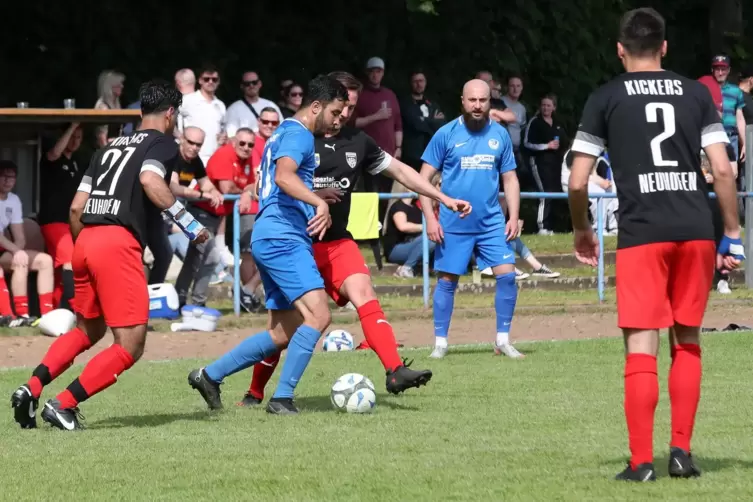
[229,190,753,316]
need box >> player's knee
[33,252,53,271]
[306,301,331,333]
[112,325,148,361]
[79,316,107,345]
[437,272,459,283]
[342,276,377,307]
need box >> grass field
[2,332,753,500]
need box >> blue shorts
[434,230,515,275]
[252,238,324,310]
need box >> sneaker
[266,397,299,415]
[188,368,223,410]
[717,279,731,294]
[494,343,525,359]
[240,292,263,313]
[668,447,701,478]
[481,267,495,277]
[393,265,414,278]
[0,315,13,327]
[532,265,560,278]
[515,268,530,281]
[237,393,263,407]
[41,399,84,431]
[615,462,656,482]
[209,272,227,286]
[385,359,433,394]
[11,385,38,429]
[537,229,554,236]
[429,345,448,359]
[8,316,39,328]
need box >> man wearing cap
[701,55,746,167]
[354,57,403,219]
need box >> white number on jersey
[95,147,136,195]
[645,103,678,167]
[260,147,273,199]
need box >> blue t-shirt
[421,116,516,234]
[252,118,317,243]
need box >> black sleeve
[523,116,549,151]
[193,157,207,180]
[142,136,179,181]
[571,88,608,157]
[362,132,391,175]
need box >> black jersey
[78,129,178,247]
[313,126,391,242]
[571,70,728,249]
[38,151,87,225]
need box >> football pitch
[2,331,753,501]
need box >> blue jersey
[421,117,516,234]
[253,119,317,243]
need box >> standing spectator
[93,70,125,147]
[175,68,196,95]
[278,78,293,109]
[0,161,54,325]
[487,80,517,124]
[251,108,280,169]
[178,64,227,165]
[225,71,284,137]
[38,123,85,310]
[476,70,494,83]
[707,55,746,169]
[502,76,527,154]
[279,83,304,119]
[524,94,568,235]
[400,70,445,171]
[354,57,402,218]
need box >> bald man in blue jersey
[418,79,524,359]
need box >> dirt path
[1,304,751,368]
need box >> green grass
[3,332,753,500]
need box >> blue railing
[229,191,753,315]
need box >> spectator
[707,55,746,169]
[701,151,732,294]
[37,123,85,310]
[561,148,618,235]
[476,70,494,84]
[523,93,568,235]
[279,82,303,119]
[383,182,436,278]
[94,70,125,147]
[251,107,280,170]
[204,128,263,312]
[0,161,54,325]
[175,68,197,95]
[169,127,224,307]
[178,63,227,165]
[122,100,141,135]
[354,56,402,218]
[400,70,445,171]
[502,76,527,154]
[278,78,293,109]
[225,71,283,136]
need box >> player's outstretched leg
[431,275,458,358]
[615,329,658,482]
[41,322,143,431]
[667,324,703,479]
[11,316,105,429]
[240,353,281,406]
[492,271,524,359]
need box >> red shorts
[40,223,74,268]
[72,226,149,328]
[616,240,715,330]
[313,238,370,307]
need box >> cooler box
[148,283,180,320]
[171,305,222,332]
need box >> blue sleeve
[498,130,516,174]
[274,129,312,167]
[420,127,448,171]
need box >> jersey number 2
[95,147,136,195]
[645,103,678,167]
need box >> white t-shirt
[178,91,227,165]
[0,193,23,234]
[225,98,283,136]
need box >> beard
[462,109,488,132]
[313,112,329,136]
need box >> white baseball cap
[366,57,385,70]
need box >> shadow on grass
[295,395,419,413]
[424,346,538,357]
[604,455,753,475]
[89,410,217,429]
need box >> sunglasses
[185,138,203,147]
[202,76,219,83]
[237,140,254,147]
[242,80,260,86]
[289,92,303,97]
[260,119,279,126]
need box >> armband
[164,201,205,240]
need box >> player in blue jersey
[418,79,524,359]
[187,75,349,415]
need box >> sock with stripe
[27,327,93,399]
[248,353,281,400]
[357,299,402,372]
[13,296,29,317]
[39,292,54,315]
[56,344,135,409]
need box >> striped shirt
[721,82,745,137]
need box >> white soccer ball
[330,373,377,413]
[322,329,354,352]
[38,309,76,338]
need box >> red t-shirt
[198,144,257,215]
[698,75,723,113]
[251,136,267,170]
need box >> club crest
[346,152,357,168]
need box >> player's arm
[46,123,80,162]
[385,158,467,212]
[523,117,550,151]
[70,165,95,241]
[275,156,325,208]
[490,108,517,124]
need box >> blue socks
[495,272,517,344]
[433,279,458,339]
[272,325,322,399]
[205,330,278,383]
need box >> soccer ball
[322,329,354,352]
[330,373,377,413]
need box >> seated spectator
[0,161,55,326]
[561,148,618,235]
[280,82,303,119]
[383,182,436,278]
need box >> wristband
[164,201,205,240]
[718,235,746,261]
